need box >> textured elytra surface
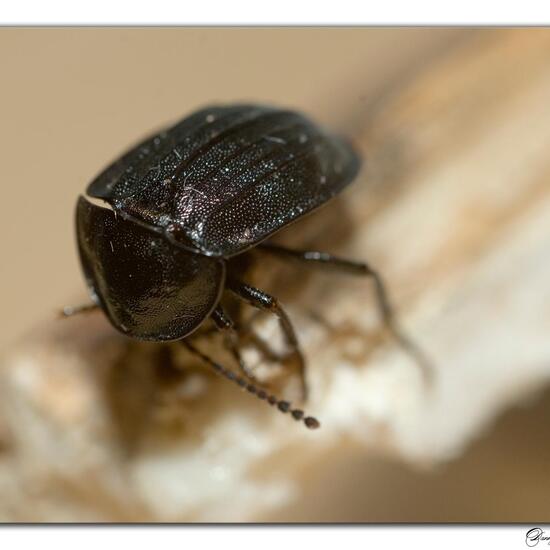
[87,104,360,257]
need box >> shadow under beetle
[64,104,431,430]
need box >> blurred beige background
[2,28,550,523]
[0,28,461,349]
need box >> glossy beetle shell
[86,104,360,257]
[78,104,361,340]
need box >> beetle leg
[182,340,319,430]
[59,303,99,318]
[226,278,308,401]
[220,308,298,372]
[211,305,260,383]
[257,243,434,384]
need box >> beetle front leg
[226,278,308,400]
[258,242,434,384]
[211,305,261,384]
[59,303,99,318]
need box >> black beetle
[64,104,430,430]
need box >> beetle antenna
[182,341,320,430]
